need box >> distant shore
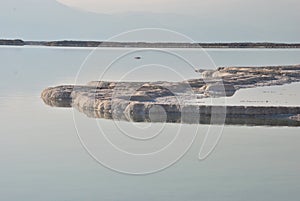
[1,39,300,48]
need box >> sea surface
[1,46,300,201]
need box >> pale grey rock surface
[41,64,300,125]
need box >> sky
[0,0,299,42]
[56,0,233,14]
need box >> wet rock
[41,64,300,125]
[204,83,236,97]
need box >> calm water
[1,46,300,201]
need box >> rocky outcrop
[41,64,300,126]
[200,64,300,89]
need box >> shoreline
[1,39,300,48]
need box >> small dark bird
[134,56,142,60]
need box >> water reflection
[42,96,300,127]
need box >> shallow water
[1,47,300,201]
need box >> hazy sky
[56,0,299,16]
[56,0,233,14]
[0,0,299,42]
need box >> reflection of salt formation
[41,64,300,126]
[73,103,300,127]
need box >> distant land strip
[1,39,300,48]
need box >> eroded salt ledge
[41,64,300,126]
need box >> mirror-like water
[1,47,300,201]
